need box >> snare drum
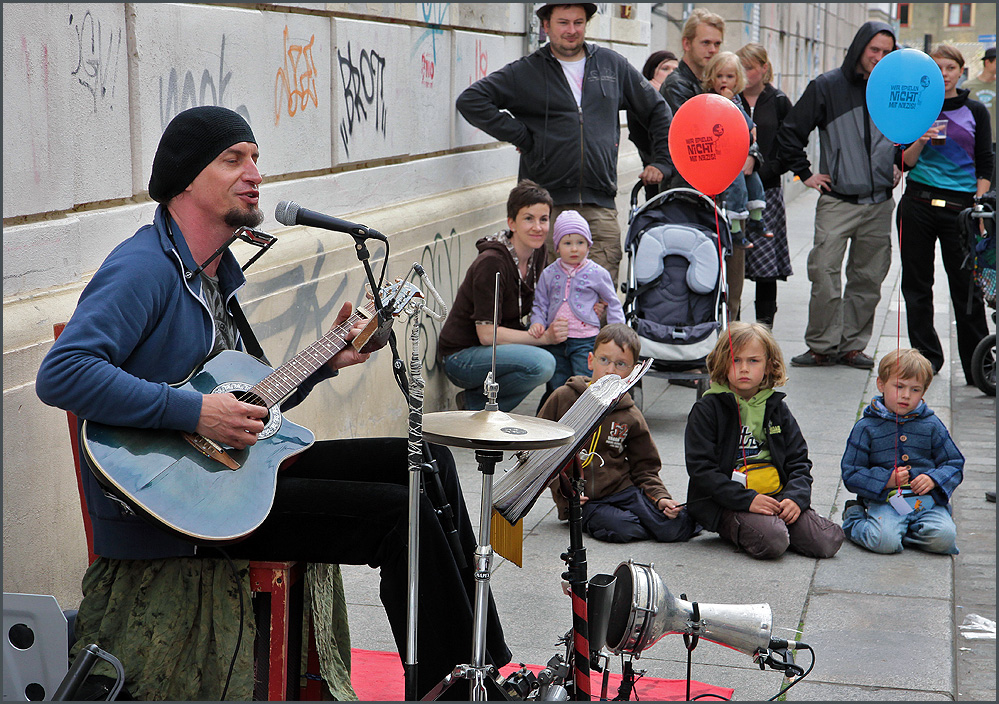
[605,560,671,655]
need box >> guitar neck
[249,299,376,407]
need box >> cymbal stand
[428,275,507,701]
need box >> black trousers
[896,193,988,384]
[226,438,511,698]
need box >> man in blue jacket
[778,21,903,370]
[456,2,672,286]
[36,106,508,700]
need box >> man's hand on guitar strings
[328,301,372,372]
[196,393,268,450]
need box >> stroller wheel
[971,333,996,396]
[695,376,709,399]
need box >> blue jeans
[720,171,766,219]
[443,344,555,412]
[545,337,596,394]
[842,500,958,555]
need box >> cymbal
[423,409,575,450]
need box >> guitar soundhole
[210,382,283,440]
[234,390,270,426]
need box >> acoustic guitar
[82,280,421,544]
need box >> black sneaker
[791,349,836,367]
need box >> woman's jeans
[443,344,555,412]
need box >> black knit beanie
[148,106,256,203]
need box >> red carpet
[350,648,735,701]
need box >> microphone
[769,637,808,651]
[274,200,387,242]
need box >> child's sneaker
[733,234,754,249]
[842,499,865,521]
[746,218,773,240]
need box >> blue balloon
[866,48,945,144]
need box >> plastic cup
[931,119,948,146]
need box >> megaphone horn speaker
[603,560,773,657]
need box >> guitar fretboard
[247,299,377,407]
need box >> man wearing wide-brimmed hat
[457,2,673,286]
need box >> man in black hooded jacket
[777,21,903,370]
[456,2,672,286]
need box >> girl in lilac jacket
[530,210,625,397]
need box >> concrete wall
[2,3,652,608]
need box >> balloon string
[712,196,749,472]
[891,148,905,492]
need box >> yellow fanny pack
[735,462,783,495]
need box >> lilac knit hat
[552,210,592,248]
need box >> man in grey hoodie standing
[778,21,903,369]
[456,2,672,286]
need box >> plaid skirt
[745,185,793,281]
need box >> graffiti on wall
[274,25,319,126]
[69,10,123,113]
[417,229,465,373]
[414,3,449,89]
[159,35,251,130]
[469,38,488,85]
[337,41,387,158]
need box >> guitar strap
[229,298,271,367]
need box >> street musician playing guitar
[36,106,509,700]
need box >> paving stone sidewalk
[340,186,996,701]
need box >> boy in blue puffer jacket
[841,348,964,554]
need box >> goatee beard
[224,206,264,229]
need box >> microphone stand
[383,262,451,701]
[347,236,392,333]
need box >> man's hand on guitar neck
[328,300,372,372]
[196,394,267,450]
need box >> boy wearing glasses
[539,324,701,543]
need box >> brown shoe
[838,350,875,369]
[790,349,836,367]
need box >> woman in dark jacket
[897,44,992,384]
[628,50,678,201]
[438,181,565,411]
[737,44,793,328]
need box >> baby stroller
[622,183,733,408]
[958,190,996,396]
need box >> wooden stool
[54,323,321,700]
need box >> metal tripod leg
[470,448,502,701]
[423,448,505,702]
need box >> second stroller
[622,185,733,402]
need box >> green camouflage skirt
[70,557,355,700]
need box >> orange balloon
[668,93,751,196]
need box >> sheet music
[492,358,653,524]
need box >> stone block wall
[2,2,652,607]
